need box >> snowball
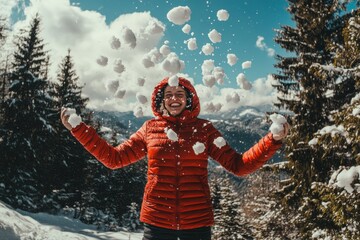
[182,24,191,34]
[193,142,205,155]
[269,113,287,134]
[186,38,197,50]
[133,106,143,118]
[106,80,119,93]
[201,60,215,75]
[122,27,136,48]
[114,59,125,74]
[136,93,148,104]
[236,73,252,90]
[202,43,214,55]
[217,9,229,21]
[64,108,82,128]
[202,75,216,88]
[142,57,155,68]
[165,128,178,141]
[96,56,108,66]
[64,108,76,116]
[162,53,185,75]
[137,78,145,86]
[114,89,126,99]
[159,44,171,56]
[68,114,82,128]
[110,36,121,49]
[213,67,225,84]
[208,29,222,43]
[227,53,238,66]
[168,75,179,87]
[145,19,165,34]
[167,6,191,25]
[214,137,226,148]
[241,61,252,69]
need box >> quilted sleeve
[207,122,282,176]
[71,121,148,169]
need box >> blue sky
[68,0,293,88]
[2,0,295,115]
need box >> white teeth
[171,103,180,107]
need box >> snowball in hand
[269,113,287,134]
[64,108,82,128]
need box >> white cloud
[4,1,278,116]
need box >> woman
[61,77,289,240]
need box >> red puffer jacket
[71,77,282,230]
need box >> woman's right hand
[60,107,73,131]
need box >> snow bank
[0,201,143,240]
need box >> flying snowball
[160,44,171,56]
[133,106,143,118]
[214,137,226,148]
[122,27,136,48]
[242,61,252,69]
[182,24,191,34]
[193,142,205,155]
[202,75,216,88]
[162,53,185,75]
[110,36,121,49]
[114,59,125,74]
[168,75,179,86]
[96,56,108,66]
[106,80,119,93]
[187,38,197,50]
[227,54,238,66]
[165,128,178,141]
[217,9,229,21]
[236,73,252,90]
[208,29,222,43]
[167,6,191,25]
[202,43,214,55]
[114,89,126,99]
[137,78,145,86]
[136,93,148,104]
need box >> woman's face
[163,85,187,117]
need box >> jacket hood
[151,77,200,122]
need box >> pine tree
[213,177,252,240]
[272,1,359,238]
[272,0,356,202]
[0,14,57,211]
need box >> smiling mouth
[170,103,181,107]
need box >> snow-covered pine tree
[213,177,253,240]
[121,202,141,231]
[272,0,355,202]
[0,14,58,211]
[272,1,359,238]
[295,8,360,238]
[45,49,90,210]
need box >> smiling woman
[61,75,289,240]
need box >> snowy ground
[0,201,143,240]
